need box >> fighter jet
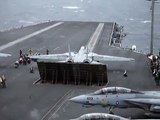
[0,53,11,57]
[70,113,128,120]
[29,46,134,64]
[70,87,160,117]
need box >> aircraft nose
[70,95,86,104]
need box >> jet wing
[125,98,160,106]
[91,53,135,62]
[0,53,11,57]
[29,53,69,62]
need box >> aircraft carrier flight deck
[0,21,157,120]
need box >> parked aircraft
[0,53,11,57]
[70,87,160,117]
[29,46,134,64]
[70,113,128,120]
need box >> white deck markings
[40,89,73,120]
[0,22,63,51]
[47,97,69,120]
[53,47,59,51]
[86,23,104,52]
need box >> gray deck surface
[0,21,157,120]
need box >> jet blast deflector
[37,62,108,86]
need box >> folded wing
[125,98,160,112]
[125,98,160,105]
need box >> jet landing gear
[109,107,114,114]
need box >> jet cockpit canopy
[93,87,141,95]
[77,113,122,120]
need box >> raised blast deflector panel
[37,62,108,86]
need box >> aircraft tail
[86,46,89,59]
[68,44,72,59]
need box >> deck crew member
[28,48,33,55]
[46,49,49,55]
[0,75,6,88]
[123,69,128,77]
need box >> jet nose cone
[69,95,86,104]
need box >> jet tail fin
[86,46,89,59]
[68,43,72,59]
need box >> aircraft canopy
[78,113,122,120]
[93,87,140,95]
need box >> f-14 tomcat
[29,46,134,64]
[70,87,160,117]
[70,113,128,120]
[0,53,11,57]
